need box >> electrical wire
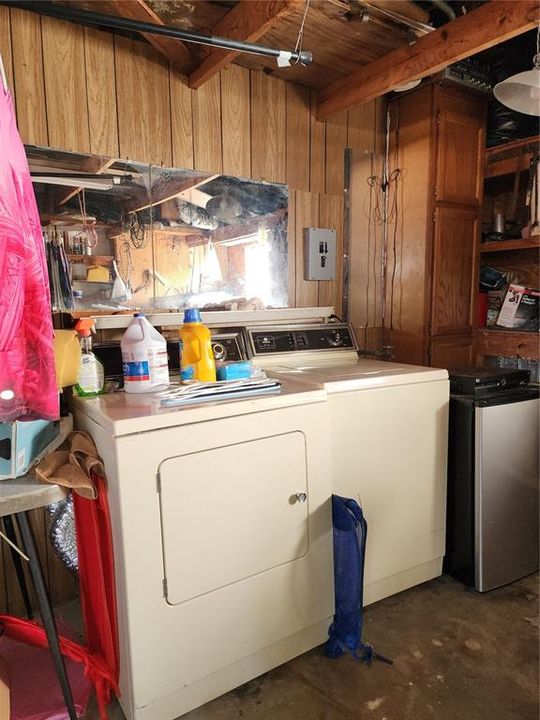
[76,190,98,250]
[364,154,375,349]
[129,212,148,249]
[364,109,401,333]
[388,174,400,330]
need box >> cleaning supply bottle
[179,308,216,382]
[121,313,169,393]
[74,319,105,397]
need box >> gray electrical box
[304,227,336,281]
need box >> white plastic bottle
[121,313,170,393]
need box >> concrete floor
[85,573,539,720]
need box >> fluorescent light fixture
[31,176,117,190]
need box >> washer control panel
[210,332,245,362]
[249,324,356,355]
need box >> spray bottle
[74,318,105,397]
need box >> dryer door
[159,431,309,605]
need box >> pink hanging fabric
[0,78,58,421]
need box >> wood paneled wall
[0,7,381,612]
[0,6,381,313]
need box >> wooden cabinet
[386,83,486,368]
[431,206,479,335]
[435,92,484,206]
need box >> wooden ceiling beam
[188,0,302,89]
[91,0,192,67]
[317,0,539,119]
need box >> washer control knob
[212,341,226,361]
[326,330,343,347]
[295,492,307,504]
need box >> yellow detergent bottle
[179,308,216,382]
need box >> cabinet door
[159,433,309,604]
[431,205,479,336]
[430,334,473,369]
[435,89,485,206]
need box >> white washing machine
[73,377,334,720]
[249,323,449,606]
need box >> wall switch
[304,228,336,281]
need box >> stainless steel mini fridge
[445,368,539,592]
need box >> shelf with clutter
[476,135,539,380]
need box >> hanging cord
[367,169,400,226]
[364,154,375,349]
[364,110,401,333]
[293,0,311,64]
[388,171,400,330]
[379,109,392,331]
[76,190,98,250]
[388,104,401,330]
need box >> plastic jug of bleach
[121,314,169,393]
[179,308,216,382]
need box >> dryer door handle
[295,492,307,504]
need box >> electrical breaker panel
[303,228,336,281]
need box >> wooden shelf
[109,227,204,240]
[486,136,540,159]
[480,238,540,253]
[484,135,539,179]
[53,309,135,319]
[67,254,114,264]
[475,328,539,360]
[484,153,532,179]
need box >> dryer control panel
[249,324,356,356]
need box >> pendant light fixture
[493,28,540,116]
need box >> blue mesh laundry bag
[325,495,391,665]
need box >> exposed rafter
[188,0,302,89]
[92,0,192,67]
[317,0,540,119]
